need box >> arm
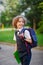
[13,33,17,51]
[14,43,17,52]
[13,43,17,58]
[17,30,32,43]
[25,38,32,44]
[24,30,32,44]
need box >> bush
[37,20,43,34]
[37,25,43,33]
[37,33,43,46]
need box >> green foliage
[37,25,43,33]
[37,20,43,33]
[1,0,43,30]
[1,0,19,27]
[20,0,43,30]
[37,14,43,33]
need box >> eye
[19,21,24,23]
[18,21,21,22]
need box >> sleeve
[13,33,16,41]
[24,30,31,39]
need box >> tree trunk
[33,19,36,31]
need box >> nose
[20,21,23,24]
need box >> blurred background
[0,0,43,47]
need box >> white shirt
[13,33,16,41]
[24,30,31,39]
[13,28,31,40]
[13,27,23,41]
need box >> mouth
[19,24,22,26]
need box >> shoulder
[23,27,30,33]
[24,30,30,36]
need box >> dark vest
[15,31,28,58]
[15,31,27,51]
[15,30,31,58]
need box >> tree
[1,0,43,29]
[37,2,43,33]
[18,0,43,30]
[1,0,19,27]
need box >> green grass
[0,30,16,44]
[0,30,43,46]
[37,34,43,46]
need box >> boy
[12,15,32,65]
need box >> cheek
[16,22,24,27]
[22,23,24,26]
[16,23,19,27]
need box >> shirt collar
[17,27,23,32]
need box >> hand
[24,38,32,44]
[13,55,16,58]
[18,33,24,38]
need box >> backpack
[21,28,37,48]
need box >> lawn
[0,30,43,46]
[37,34,43,46]
[0,30,16,44]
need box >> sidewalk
[0,44,43,65]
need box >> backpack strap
[28,28,37,48]
[28,28,37,42]
[21,28,31,53]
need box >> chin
[19,26,22,28]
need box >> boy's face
[16,18,25,29]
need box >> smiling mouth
[19,25,22,26]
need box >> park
[0,0,43,65]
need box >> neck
[17,27,23,29]
[17,27,23,31]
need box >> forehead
[19,17,24,21]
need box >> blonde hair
[12,15,27,28]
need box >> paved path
[0,44,43,65]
